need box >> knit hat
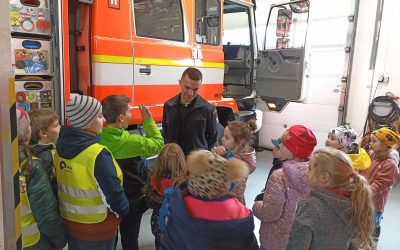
[372,127,400,147]
[66,95,102,128]
[330,125,357,148]
[186,150,248,199]
[272,125,317,158]
[16,106,30,141]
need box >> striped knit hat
[66,95,102,128]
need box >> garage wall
[256,0,356,149]
[346,0,400,135]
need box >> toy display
[10,0,51,35]
[16,80,53,111]
[12,38,51,75]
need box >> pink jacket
[233,148,256,205]
[253,160,310,250]
[363,149,399,212]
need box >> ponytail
[20,142,32,178]
[313,148,375,249]
[350,174,374,249]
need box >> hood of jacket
[161,188,258,250]
[369,148,399,164]
[235,148,256,173]
[388,149,400,164]
[56,125,100,159]
[31,143,54,156]
[150,175,175,196]
[311,188,352,230]
[282,160,309,194]
[99,126,125,155]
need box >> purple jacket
[253,160,310,250]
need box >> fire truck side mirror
[206,15,219,27]
[276,9,292,37]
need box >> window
[195,0,220,45]
[134,0,184,41]
[223,3,250,45]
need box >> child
[158,150,259,250]
[326,125,371,171]
[28,109,60,196]
[362,127,400,244]
[287,148,374,249]
[54,95,129,249]
[16,107,66,249]
[99,94,164,250]
[253,125,317,250]
[142,143,187,248]
[212,119,257,204]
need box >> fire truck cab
[62,0,309,125]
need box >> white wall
[346,0,400,134]
[254,0,400,148]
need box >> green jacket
[18,146,66,250]
[31,143,58,199]
[99,118,164,159]
[99,119,164,199]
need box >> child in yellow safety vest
[16,107,66,250]
[28,109,60,198]
[54,95,129,249]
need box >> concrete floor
[131,150,400,250]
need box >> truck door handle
[139,66,151,75]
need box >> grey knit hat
[66,95,102,128]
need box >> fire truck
[63,0,263,125]
[11,0,310,127]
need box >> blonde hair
[153,143,187,190]
[313,148,374,249]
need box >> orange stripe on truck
[133,84,224,105]
[92,37,133,58]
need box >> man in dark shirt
[162,67,219,155]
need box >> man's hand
[211,146,227,156]
[139,104,152,121]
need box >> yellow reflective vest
[54,144,123,223]
[20,160,41,248]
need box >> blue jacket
[56,126,129,217]
[158,188,259,250]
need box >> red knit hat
[273,125,317,158]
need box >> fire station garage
[1,0,400,249]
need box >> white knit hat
[330,125,357,148]
[66,95,102,128]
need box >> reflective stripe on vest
[54,143,123,223]
[19,166,40,248]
